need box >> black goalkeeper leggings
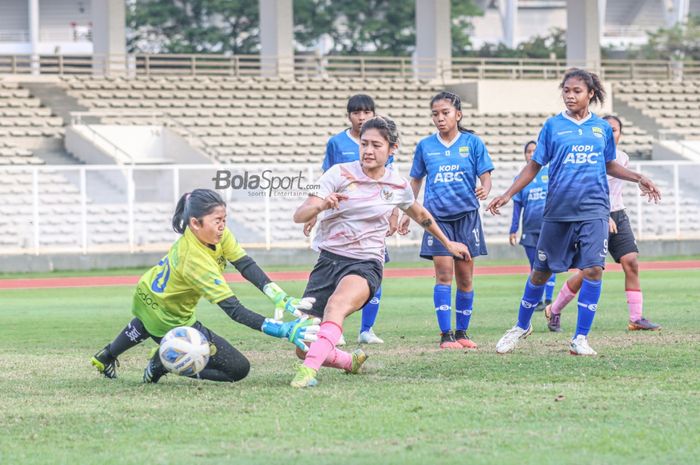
[106,318,250,382]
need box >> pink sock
[626,289,643,322]
[322,348,353,372]
[551,281,576,315]
[303,321,342,371]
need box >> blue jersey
[322,130,395,171]
[532,112,616,222]
[410,132,494,220]
[511,165,549,235]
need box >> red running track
[1,260,699,290]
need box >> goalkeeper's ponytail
[172,189,226,234]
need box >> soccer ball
[159,326,211,376]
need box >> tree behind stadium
[126,0,482,56]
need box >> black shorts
[609,209,639,262]
[302,250,383,318]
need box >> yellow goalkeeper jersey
[132,227,247,337]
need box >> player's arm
[387,207,400,236]
[476,171,492,200]
[486,160,541,215]
[398,177,424,235]
[217,296,319,351]
[509,199,523,246]
[293,192,348,223]
[230,255,313,319]
[605,161,661,203]
[402,201,471,261]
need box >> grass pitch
[1,269,699,465]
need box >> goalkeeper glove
[261,317,321,351]
[263,282,315,320]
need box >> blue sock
[434,284,452,333]
[455,290,474,331]
[545,274,556,301]
[575,278,602,337]
[360,286,381,333]
[517,279,546,330]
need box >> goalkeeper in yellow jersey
[91,189,319,383]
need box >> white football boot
[336,334,346,346]
[358,328,384,344]
[495,325,533,354]
[569,335,597,356]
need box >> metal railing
[1,53,699,81]
[0,161,698,256]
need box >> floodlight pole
[415,0,452,81]
[28,0,39,75]
[259,0,294,78]
[565,0,602,71]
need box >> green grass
[1,270,699,465]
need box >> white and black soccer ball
[159,326,211,376]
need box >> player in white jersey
[289,116,470,388]
[545,115,661,332]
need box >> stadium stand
[614,80,700,138]
[0,73,697,251]
[58,75,654,163]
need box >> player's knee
[530,270,551,286]
[620,254,639,276]
[434,268,453,285]
[227,358,250,382]
[582,266,603,281]
[295,346,307,360]
[455,276,472,290]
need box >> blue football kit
[532,111,616,273]
[513,111,617,338]
[410,131,494,337]
[510,165,550,248]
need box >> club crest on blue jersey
[410,132,494,219]
[531,113,616,222]
[592,127,604,138]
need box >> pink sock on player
[551,281,576,315]
[322,347,353,371]
[626,289,643,322]
[303,321,342,371]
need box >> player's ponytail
[430,91,474,134]
[172,189,226,234]
[560,68,606,106]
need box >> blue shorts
[523,245,538,269]
[534,219,608,273]
[519,230,540,248]
[420,210,488,260]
